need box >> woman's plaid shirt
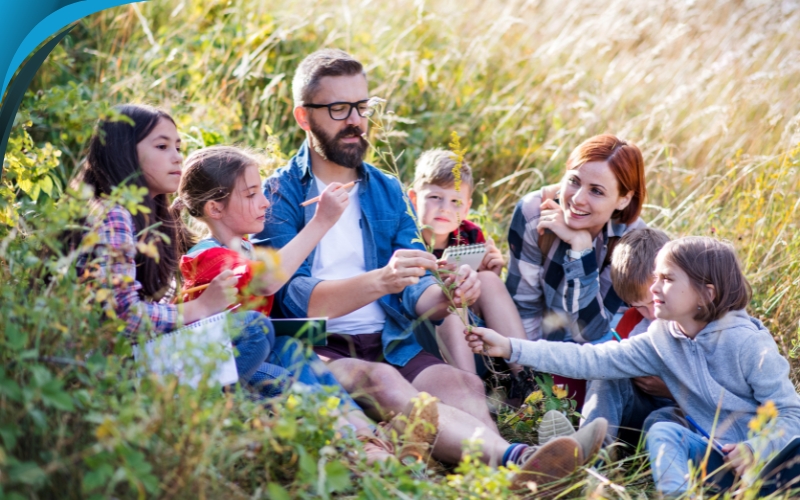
[505,190,645,343]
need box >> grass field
[2,0,800,497]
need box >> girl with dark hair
[467,236,800,496]
[172,145,411,465]
[76,104,270,394]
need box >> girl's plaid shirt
[78,203,178,337]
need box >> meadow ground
[2,0,800,498]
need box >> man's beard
[308,120,368,170]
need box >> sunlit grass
[7,0,800,497]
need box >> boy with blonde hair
[408,149,530,381]
[576,228,676,445]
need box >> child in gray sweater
[466,236,800,495]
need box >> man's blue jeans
[646,421,735,495]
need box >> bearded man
[253,49,598,486]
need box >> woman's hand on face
[537,199,593,251]
[479,238,504,275]
[314,182,350,227]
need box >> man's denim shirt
[252,141,438,366]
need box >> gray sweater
[508,310,800,456]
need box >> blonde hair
[611,228,671,304]
[413,148,474,191]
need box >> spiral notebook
[132,311,238,388]
[441,243,487,270]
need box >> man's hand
[379,249,437,294]
[465,327,512,358]
[479,238,504,275]
[722,443,754,476]
[632,376,673,399]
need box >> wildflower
[326,396,341,410]
[552,385,568,399]
[524,390,544,405]
[448,131,466,194]
[286,393,299,411]
[365,96,386,117]
[749,400,778,432]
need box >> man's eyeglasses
[303,100,371,121]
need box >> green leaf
[39,176,54,197]
[298,447,316,481]
[41,389,75,412]
[82,464,113,492]
[324,460,351,493]
[0,376,22,402]
[4,322,26,351]
[0,422,20,449]
[267,483,291,500]
[7,461,45,486]
[274,418,296,440]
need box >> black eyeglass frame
[303,100,371,121]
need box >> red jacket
[179,246,274,316]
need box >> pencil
[685,415,726,453]
[299,180,358,207]
[181,265,248,297]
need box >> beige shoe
[573,418,608,463]
[538,410,576,445]
[384,392,439,464]
[510,436,584,492]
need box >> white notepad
[441,243,487,270]
[132,312,238,388]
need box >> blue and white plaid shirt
[506,189,646,343]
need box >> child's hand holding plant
[465,326,512,359]
[442,264,481,307]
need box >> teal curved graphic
[0,1,147,176]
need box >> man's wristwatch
[566,248,592,261]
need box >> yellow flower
[552,385,568,399]
[448,131,467,194]
[326,396,341,410]
[524,390,543,405]
[749,400,779,432]
[286,394,299,411]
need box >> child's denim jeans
[229,311,281,383]
[250,336,361,411]
[582,378,674,445]
[646,420,735,495]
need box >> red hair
[566,134,646,224]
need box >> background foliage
[2,0,800,497]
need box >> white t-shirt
[310,177,386,334]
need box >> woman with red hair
[504,134,648,405]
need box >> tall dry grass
[6,0,800,496]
